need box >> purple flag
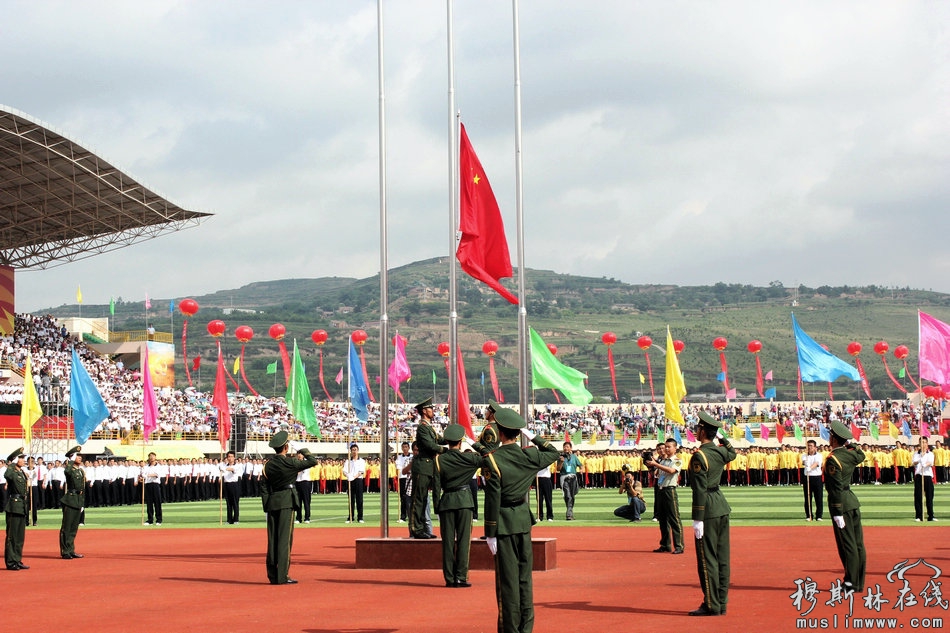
[919,310,950,391]
[388,334,411,393]
[142,346,159,440]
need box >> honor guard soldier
[409,397,446,539]
[4,448,29,570]
[483,408,559,633]
[689,411,736,616]
[261,431,318,585]
[435,424,484,587]
[825,419,866,593]
[479,400,502,452]
[60,446,86,559]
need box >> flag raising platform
[354,536,557,571]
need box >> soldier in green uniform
[4,448,29,570]
[60,446,86,559]
[436,423,484,587]
[825,420,866,593]
[409,397,445,539]
[479,400,501,452]
[261,431,318,585]
[689,411,736,616]
[483,408,559,633]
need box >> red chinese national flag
[457,123,518,305]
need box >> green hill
[38,259,950,404]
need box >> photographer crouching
[614,464,646,522]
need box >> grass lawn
[18,482,947,529]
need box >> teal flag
[70,347,110,444]
[286,340,320,439]
[528,327,592,406]
[792,313,860,383]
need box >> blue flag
[673,426,682,446]
[792,313,860,383]
[481,371,485,386]
[348,338,371,422]
[69,347,110,444]
[764,387,777,399]
[819,424,830,442]
[902,419,912,439]
[716,372,726,382]
[744,424,754,443]
[169,299,174,314]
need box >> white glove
[486,536,498,555]
[693,520,704,539]
[833,516,845,529]
[520,428,536,441]
[461,437,475,450]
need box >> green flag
[109,297,115,316]
[286,339,321,439]
[571,430,582,445]
[266,360,278,375]
[793,423,803,440]
[528,327,593,406]
[870,422,879,440]
[658,428,666,443]
[898,367,905,378]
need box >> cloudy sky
[5,1,949,313]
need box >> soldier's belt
[707,486,720,492]
[447,485,469,492]
[501,499,526,508]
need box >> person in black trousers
[294,453,313,524]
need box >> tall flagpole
[447,0,459,424]
[376,0,391,538]
[512,0,529,417]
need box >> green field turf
[14,483,947,530]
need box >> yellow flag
[20,354,43,446]
[888,421,899,438]
[588,432,597,445]
[639,372,645,385]
[76,285,83,304]
[664,326,686,423]
[232,356,241,375]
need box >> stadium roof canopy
[0,106,210,270]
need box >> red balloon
[712,337,728,351]
[846,341,862,357]
[894,345,909,360]
[351,330,368,346]
[482,340,499,357]
[923,385,936,398]
[437,341,450,357]
[873,340,889,356]
[311,330,328,346]
[637,336,652,351]
[601,332,617,346]
[747,340,762,354]
[268,323,286,341]
[178,298,199,318]
[207,320,226,338]
[673,340,685,355]
[235,325,254,343]
[547,343,558,356]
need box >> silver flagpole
[447,0,459,424]
[512,0,529,418]
[376,0,391,538]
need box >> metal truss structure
[0,106,210,270]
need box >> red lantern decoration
[311,330,328,346]
[873,340,906,395]
[712,337,728,351]
[482,340,498,356]
[846,341,872,399]
[894,345,909,360]
[746,340,764,397]
[235,325,254,343]
[601,332,619,401]
[178,298,199,317]
[350,330,375,402]
[547,343,558,356]
[351,329,368,346]
[437,341,450,358]
[712,337,729,393]
[637,336,652,350]
[601,332,617,346]
[846,341,862,357]
[873,340,889,356]
[268,323,286,341]
[311,330,333,401]
[923,385,936,398]
[673,340,685,355]
[269,323,290,387]
[207,320,226,338]
[747,340,763,354]
[483,340,502,402]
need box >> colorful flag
[764,387,777,399]
[793,423,803,441]
[898,367,906,379]
[870,422,880,440]
[726,388,737,399]
[169,299,174,314]
[639,372,645,385]
[850,421,861,441]
[192,356,201,371]
[744,424,754,443]
[760,424,770,441]
[109,297,115,316]
[70,347,109,444]
[145,293,151,310]
[19,354,43,446]
[76,285,83,304]
[266,361,278,375]
[717,372,726,382]
[335,366,344,384]
[765,370,773,381]
[455,350,476,439]
[664,327,687,424]
[387,334,411,393]
[456,123,517,304]
[212,343,232,449]
[818,425,830,442]
[286,339,320,439]
[529,327,592,406]
[658,428,666,443]
[792,313,860,383]
[232,356,240,375]
[918,311,950,390]
[348,338,371,422]
[775,424,785,444]
[673,427,682,446]
[686,428,696,443]
[432,369,437,385]
[571,430,582,446]
[902,419,912,439]
[142,346,159,441]
[888,421,899,438]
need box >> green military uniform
[689,413,736,616]
[60,446,86,559]
[483,409,559,633]
[435,424,484,587]
[4,448,28,570]
[261,432,318,585]
[410,398,445,539]
[479,401,501,452]
[825,420,866,592]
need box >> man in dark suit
[409,397,445,539]
[261,431,317,585]
[59,446,86,559]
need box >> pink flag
[760,423,770,440]
[142,346,159,441]
[388,335,411,393]
[686,428,696,443]
[334,366,344,384]
[919,311,950,390]
[212,342,232,451]
[764,370,773,381]
[145,293,152,310]
[726,388,737,399]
